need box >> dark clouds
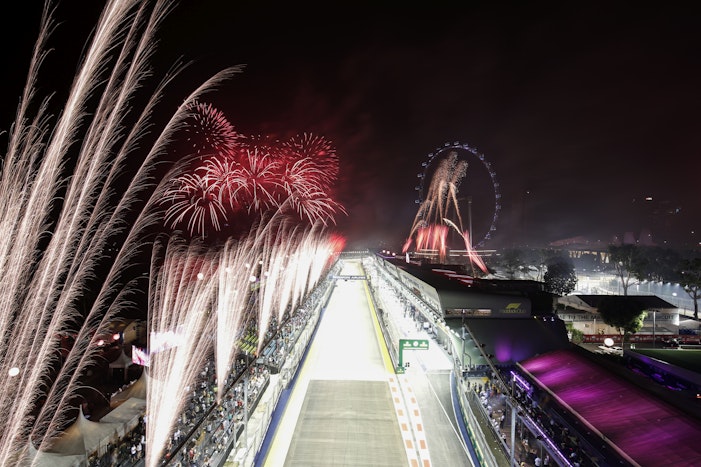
[3,2,701,251]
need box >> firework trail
[443,219,489,274]
[412,151,468,240]
[252,219,294,351]
[212,233,262,397]
[253,219,328,351]
[1,1,168,458]
[145,236,218,467]
[272,234,303,329]
[215,212,342,369]
[0,0,242,463]
[0,1,346,465]
[144,214,342,465]
[278,227,345,323]
[405,150,489,268]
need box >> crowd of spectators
[85,272,334,467]
[87,357,266,467]
[260,307,311,371]
[469,367,628,467]
[87,416,146,467]
[164,363,270,467]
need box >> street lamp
[461,323,473,374]
[462,336,472,371]
[244,374,249,450]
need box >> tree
[608,244,641,295]
[678,257,701,320]
[500,248,525,279]
[565,322,584,344]
[544,256,578,296]
[596,296,647,346]
[632,246,682,283]
[519,248,556,281]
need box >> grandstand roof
[575,294,676,310]
[519,348,701,466]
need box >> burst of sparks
[164,128,347,238]
[163,172,228,237]
[404,150,486,269]
[0,0,243,464]
[182,100,240,157]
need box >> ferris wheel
[414,141,501,249]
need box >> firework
[404,151,473,263]
[215,235,258,396]
[164,127,347,238]
[145,215,342,467]
[282,133,340,184]
[228,147,283,213]
[145,237,218,467]
[162,171,228,237]
[286,189,345,226]
[277,157,327,199]
[181,100,240,158]
[0,0,241,463]
[0,1,346,465]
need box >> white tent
[110,371,148,407]
[28,441,83,467]
[101,397,146,434]
[28,406,124,465]
[78,409,123,456]
[108,349,136,381]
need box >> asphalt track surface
[256,259,472,467]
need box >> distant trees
[597,296,647,346]
[493,245,701,323]
[632,246,682,283]
[606,244,686,292]
[608,244,641,295]
[499,248,524,279]
[544,255,578,296]
[678,258,701,320]
[524,248,558,282]
[496,247,564,281]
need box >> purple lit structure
[520,349,701,466]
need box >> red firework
[202,156,245,214]
[413,224,449,257]
[278,157,326,198]
[226,148,283,213]
[327,233,347,256]
[164,103,346,237]
[282,133,339,184]
[286,189,345,226]
[162,172,228,237]
[182,101,240,157]
[237,134,282,156]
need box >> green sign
[400,339,429,350]
[397,339,429,373]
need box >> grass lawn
[632,348,701,374]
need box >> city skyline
[2,3,698,465]
[2,2,701,251]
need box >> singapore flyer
[404,141,500,266]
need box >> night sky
[3,2,701,251]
